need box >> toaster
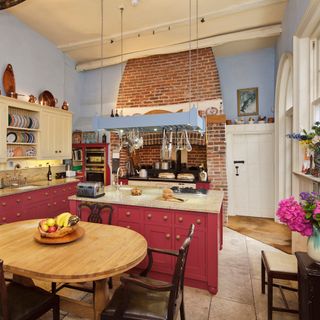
[76,182,105,198]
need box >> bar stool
[261,250,298,320]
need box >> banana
[63,213,72,227]
[56,212,71,227]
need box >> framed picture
[237,87,259,116]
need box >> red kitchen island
[69,185,224,294]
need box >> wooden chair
[0,260,60,320]
[261,250,298,320]
[101,224,195,320]
[52,203,113,294]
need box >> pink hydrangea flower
[276,196,313,237]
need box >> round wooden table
[0,220,147,319]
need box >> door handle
[233,160,245,164]
[235,166,239,176]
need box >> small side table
[295,252,320,320]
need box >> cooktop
[170,186,208,195]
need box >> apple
[46,218,56,227]
[47,226,57,233]
[41,223,49,232]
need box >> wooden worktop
[69,185,224,214]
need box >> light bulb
[131,0,139,6]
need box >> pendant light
[0,0,25,10]
[100,0,104,116]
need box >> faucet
[11,164,21,187]
[116,167,124,189]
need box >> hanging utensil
[161,128,167,160]
[168,130,173,159]
[185,130,192,152]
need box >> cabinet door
[0,103,7,162]
[144,224,173,274]
[0,195,25,223]
[117,206,142,234]
[174,227,207,281]
[39,109,72,160]
[55,113,72,159]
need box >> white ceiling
[7,0,287,70]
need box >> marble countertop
[69,185,224,214]
[0,178,79,197]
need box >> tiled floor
[39,227,299,320]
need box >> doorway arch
[275,52,293,207]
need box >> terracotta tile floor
[39,227,299,320]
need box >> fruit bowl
[38,212,80,238]
[38,225,78,238]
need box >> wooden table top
[0,220,147,283]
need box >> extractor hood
[92,106,205,133]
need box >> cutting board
[34,226,85,244]
[3,64,15,96]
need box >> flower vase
[307,226,320,264]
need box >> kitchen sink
[15,185,39,190]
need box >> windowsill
[293,170,320,183]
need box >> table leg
[93,278,109,320]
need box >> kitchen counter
[69,184,224,294]
[0,178,79,197]
[69,185,223,214]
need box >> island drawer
[175,211,206,229]
[143,208,173,225]
[117,206,141,221]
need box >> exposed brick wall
[206,122,228,218]
[117,48,221,108]
[111,49,227,220]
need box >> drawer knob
[2,217,6,221]
[126,225,131,229]
[163,215,168,221]
[45,192,49,196]
[196,219,201,225]
[2,202,6,206]
[62,199,66,203]
[54,191,57,194]
[178,217,183,222]
[16,213,21,217]
[176,235,181,240]
[16,199,21,203]
[126,212,131,217]
[27,196,32,200]
[147,214,152,219]
[165,233,171,239]
[48,203,51,207]
[53,202,57,205]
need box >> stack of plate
[177,173,195,181]
[158,172,175,179]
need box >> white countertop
[0,178,79,197]
[69,185,224,214]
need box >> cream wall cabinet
[0,103,7,162]
[39,109,72,160]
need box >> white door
[228,126,274,218]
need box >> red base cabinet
[0,182,78,224]
[70,201,222,294]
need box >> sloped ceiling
[6,0,287,70]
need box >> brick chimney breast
[116,48,221,108]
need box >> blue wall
[216,47,275,121]
[276,0,310,64]
[73,63,124,129]
[0,12,81,114]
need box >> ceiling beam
[76,24,282,72]
[59,0,286,53]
